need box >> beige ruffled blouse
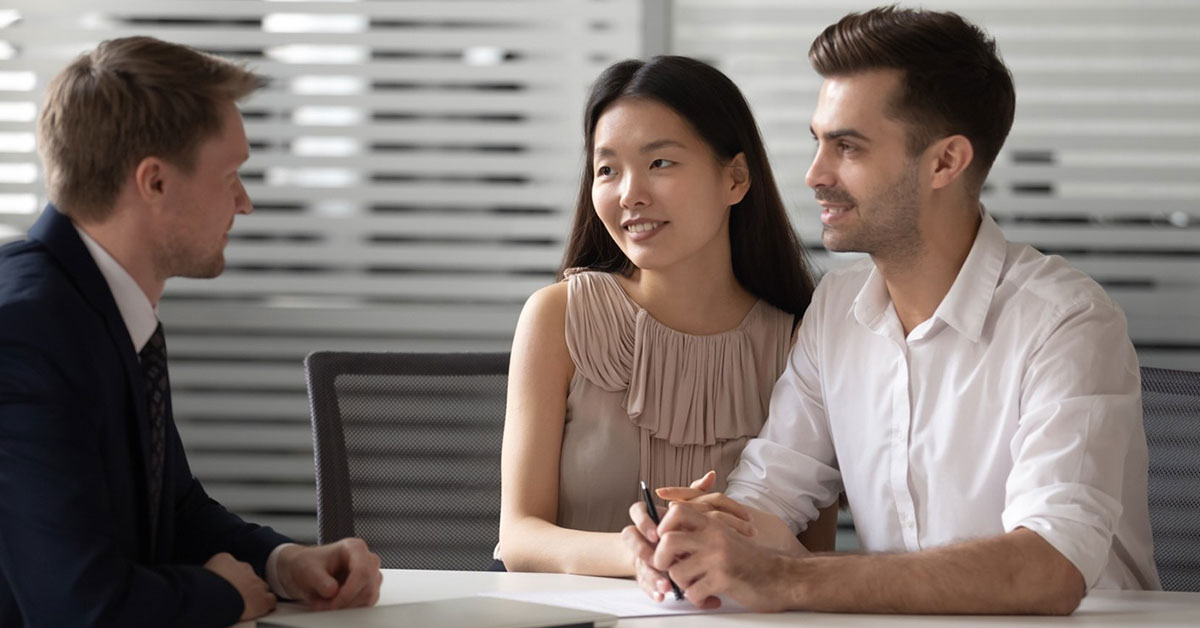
[555,270,794,533]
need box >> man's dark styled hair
[559,55,815,318]
[809,5,1016,195]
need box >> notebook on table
[256,596,619,628]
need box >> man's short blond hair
[36,36,266,222]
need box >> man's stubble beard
[158,228,226,280]
[822,163,922,265]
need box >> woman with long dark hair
[497,56,836,575]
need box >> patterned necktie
[138,322,169,551]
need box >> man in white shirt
[0,37,381,627]
[623,6,1159,615]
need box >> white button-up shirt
[75,225,157,353]
[726,214,1160,591]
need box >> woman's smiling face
[590,97,748,273]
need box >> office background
[1,0,1197,544]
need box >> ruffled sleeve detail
[565,271,789,447]
[564,270,640,392]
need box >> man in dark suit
[0,37,382,627]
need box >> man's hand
[622,472,755,603]
[204,552,276,621]
[654,502,800,612]
[657,479,805,556]
[276,538,382,611]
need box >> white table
[239,569,1200,627]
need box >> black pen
[640,480,684,601]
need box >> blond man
[0,37,381,627]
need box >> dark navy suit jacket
[0,207,291,627]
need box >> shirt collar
[851,264,893,334]
[932,210,1006,343]
[74,224,159,353]
[852,208,1007,343]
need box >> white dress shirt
[726,213,1160,591]
[76,226,158,353]
[75,224,298,597]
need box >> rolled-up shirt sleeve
[727,284,842,534]
[1002,298,1142,590]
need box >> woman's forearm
[499,516,634,576]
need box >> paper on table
[480,588,750,618]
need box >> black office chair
[304,351,509,570]
[1141,366,1200,591]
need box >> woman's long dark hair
[558,55,815,318]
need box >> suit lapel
[27,205,160,555]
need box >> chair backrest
[304,351,509,570]
[1141,366,1200,592]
